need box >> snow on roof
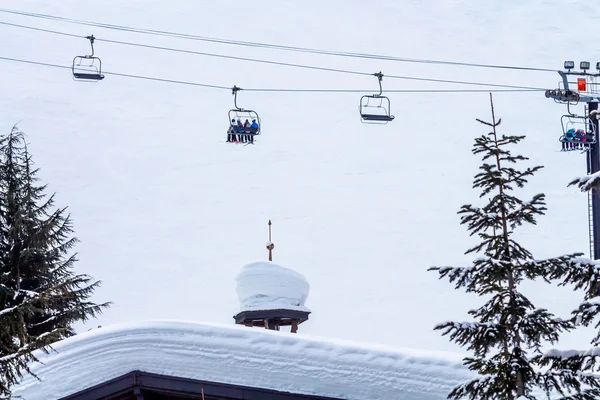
[236,261,311,313]
[12,320,474,400]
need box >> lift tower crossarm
[545,71,600,103]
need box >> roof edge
[60,370,344,400]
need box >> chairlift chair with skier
[560,113,596,152]
[228,86,261,137]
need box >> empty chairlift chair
[72,35,105,81]
[227,86,261,143]
[359,72,395,124]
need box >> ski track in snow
[1,0,599,359]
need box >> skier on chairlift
[576,129,587,150]
[227,119,237,142]
[239,119,250,143]
[564,128,576,151]
[233,120,245,143]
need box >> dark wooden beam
[133,386,144,400]
[59,370,342,400]
[233,309,310,327]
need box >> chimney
[233,220,311,333]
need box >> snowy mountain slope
[1,0,599,356]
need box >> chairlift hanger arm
[558,71,570,92]
[373,71,384,96]
[232,85,243,110]
[85,35,96,57]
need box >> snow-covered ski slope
[1,0,599,355]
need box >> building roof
[11,320,474,400]
[57,370,342,400]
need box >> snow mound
[11,320,474,400]
[235,261,310,312]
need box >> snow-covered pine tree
[536,256,600,396]
[535,155,600,387]
[0,126,110,396]
[0,282,64,397]
[429,94,600,400]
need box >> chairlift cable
[242,87,542,93]
[0,7,556,73]
[103,69,231,90]
[97,36,544,90]
[0,20,547,91]
[0,56,73,71]
[0,55,546,93]
[0,20,84,38]
[0,56,230,90]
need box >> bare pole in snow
[267,220,275,261]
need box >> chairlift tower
[546,61,600,259]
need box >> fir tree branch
[547,257,600,298]
[434,320,506,358]
[476,118,500,127]
[537,350,600,397]
[569,172,600,192]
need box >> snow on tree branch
[569,172,600,192]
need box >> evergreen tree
[0,283,64,397]
[429,94,600,400]
[535,157,600,386]
[0,126,110,396]
[536,257,600,395]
